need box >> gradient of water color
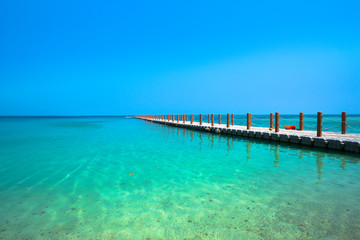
[0,117,359,239]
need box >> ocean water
[0,117,359,239]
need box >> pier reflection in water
[147,120,359,185]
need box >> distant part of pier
[135,113,360,154]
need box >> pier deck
[139,118,360,154]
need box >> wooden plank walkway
[138,117,360,154]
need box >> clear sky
[1,0,359,116]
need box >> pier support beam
[219,114,221,125]
[275,112,279,132]
[227,113,230,128]
[211,114,214,127]
[317,112,322,137]
[342,112,346,134]
[299,112,303,131]
[208,114,210,124]
[270,113,273,129]
[191,114,194,124]
[200,114,202,125]
[247,113,251,130]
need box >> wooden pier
[135,114,360,154]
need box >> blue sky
[0,0,359,115]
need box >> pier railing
[135,112,360,136]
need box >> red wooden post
[299,112,303,131]
[227,113,230,128]
[200,114,202,125]
[270,113,273,129]
[231,114,234,126]
[172,114,174,122]
[247,113,251,130]
[275,112,279,132]
[191,114,194,124]
[317,112,322,137]
[218,114,221,125]
[211,114,214,126]
[186,114,188,122]
[177,114,179,122]
[342,112,346,134]
[208,114,210,124]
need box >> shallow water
[0,117,359,239]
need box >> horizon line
[1,113,359,118]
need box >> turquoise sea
[0,117,359,239]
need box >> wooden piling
[275,112,279,132]
[211,114,214,126]
[227,113,230,128]
[186,114,188,122]
[208,114,210,124]
[270,113,273,129]
[191,114,194,124]
[299,112,303,131]
[317,112,322,137]
[177,114,179,123]
[247,113,251,130]
[342,112,346,134]
[183,114,185,123]
[200,114,203,125]
[231,114,234,126]
[219,114,221,125]
[172,115,174,122]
